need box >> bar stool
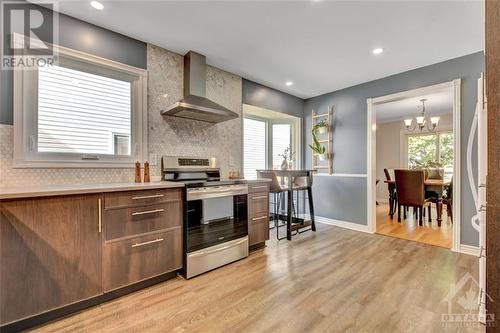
[257,171,288,238]
[289,175,314,236]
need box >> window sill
[12,160,138,169]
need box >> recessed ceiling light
[90,1,104,10]
[372,48,384,55]
[286,81,293,86]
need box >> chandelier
[403,99,440,132]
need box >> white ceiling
[52,0,484,99]
[375,91,453,123]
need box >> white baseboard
[315,216,372,233]
[458,244,480,256]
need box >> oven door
[186,185,248,253]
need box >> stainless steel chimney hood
[161,51,239,123]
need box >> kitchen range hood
[161,51,239,123]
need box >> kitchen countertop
[246,179,272,183]
[0,181,185,200]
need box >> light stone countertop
[245,179,272,183]
[0,181,185,200]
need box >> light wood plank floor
[33,223,482,333]
[376,203,453,249]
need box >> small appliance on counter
[162,156,248,278]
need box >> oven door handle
[191,186,247,194]
[188,189,248,200]
[188,238,248,258]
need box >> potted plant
[309,134,326,160]
[409,159,444,178]
[314,120,328,134]
[310,121,327,160]
[279,146,295,170]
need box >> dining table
[384,179,449,226]
[257,169,316,240]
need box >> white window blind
[37,65,132,155]
[272,124,291,169]
[243,118,266,179]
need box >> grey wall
[0,1,146,124]
[242,79,304,118]
[304,52,484,247]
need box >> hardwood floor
[32,223,482,333]
[376,203,453,249]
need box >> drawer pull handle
[131,238,164,248]
[98,198,102,233]
[132,194,165,200]
[252,196,268,200]
[252,216,268,221]
[251,186,268,189]
[132,208,165,216]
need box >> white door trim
[367,79,462,252]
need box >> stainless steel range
[162,156,249,278]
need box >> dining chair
[442,177,453,223]
[383,168,397,219]
[423,168,444,222]
[394,169,433,226]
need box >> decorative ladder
[311,106,333,174]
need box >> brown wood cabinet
[247,182,270,247]
[103,201,182,241]
[104,188,181,209]
[0,187,183,327]
[0,194,103,325]
[103,229,182,291]
[102,188,183,291]
[248,183,270,194]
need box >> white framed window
[13,36,147,168]
[271,123,292,170]
[243,118,267,179]
[113,133,131,156]
[405,131,454,180]
[243,113,299,179]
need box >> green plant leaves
[310,127,325,154]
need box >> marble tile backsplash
[0,44,242,187]
[147,44,242,179]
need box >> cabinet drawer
[248,183,270,193]
[248,192,269,214]
[104,188,182,209]
[103,229,182,292]
[104,201,182,241]
[248,212,269,246]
